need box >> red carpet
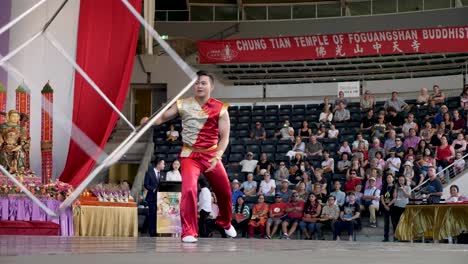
[0,220,60,236]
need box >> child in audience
[338,141,352,155]
[453,152,465,175]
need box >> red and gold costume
[177,97,231,238]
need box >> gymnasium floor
[1,236,466,264]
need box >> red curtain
[59,0,142,186]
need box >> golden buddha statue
[0,110,29,174]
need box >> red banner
[198,26,468,64]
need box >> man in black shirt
[334,192,361,241]
[386,107,404,130]
[391,137,405,160]
[360,109,375,131]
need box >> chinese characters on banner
[198,26,468,64]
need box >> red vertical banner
[15,82,30,137]
[41,81,53,184]
[0,82,6,123]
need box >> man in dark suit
[144,159,165,237]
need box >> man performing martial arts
[154,70,236,243]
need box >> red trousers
[180,151,232,238]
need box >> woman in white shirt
[286,136,305,160]
[446,185,461,203]
[166,160,182,181]
[166,124,179,142]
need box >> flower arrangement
[0,176,74,201]
[90,182,133,203]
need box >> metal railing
[412,152,468,197]
[155,0,466,22]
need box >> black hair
[198,178,209,188]
[450,184,459,192]
[196,70,214,85]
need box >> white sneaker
[181,236,198,243]
[224,225,237,238]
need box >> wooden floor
[1,236,467,264]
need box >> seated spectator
[330,181,346,207]
[319,98,333,126]
[434,105,449,126]
[362,177,381,228]
[384,129,397,153]
[281,191,305,239]
[205,192,220,236]
[403,128,421,150]
[333,102,350,122]
[360,109,375,131]
[416,87,430,106]
[352,133,369,151]
[334,90,348,111]
[305,135,323,158]
[289,154,306,183]
[375,152,386,171]
[446,185,461,202]
[338,140,352,156]
[348,157,365,180]
[352,184,364,207]
[166,124,179,142]
[275,120,295,142]
[384,91,409,113]
[337,152,351,173]
[435,135,455,175]
[313,168,328,195]
[420,120,435,142]
[360,90,375,111]
[451,109,466,135]
[334,192,361,241]
[295,181,308,201]
[385,150,401,174]
[299,193,322,240]
[258,172,276,197]
[276,179,293,203]
[454,152,466,175]
[312,183,327,204]
[315,124,327,139]
[321,150,335,174]
[250,122,266,141]
[239,152,258,175]
[368,138,385,161]
[353,141,369,167]
[265,194,288,239]
[402,114,419,137]
[391,137,405,160]
[242,173,257,196]
[386,107,404,130]
[232,195,250,237]
[371,115,387,138]
[231,179,244,204]
[402,161,415,185]
[461,85,468,110]
[286,136,305,160]
[298,120,312,139]
[274,161,290,182]
[256,152,273,176]
[430,84,445,105]
[298,171,313,193]
[429,129,445,149]
[452,133,467,154]
[248,194,269,238]
[344,170,362,193]
[328,124,339,139]
[443,112,453,132]
[417,148,435,180]
[316,195,340,240]
[365,167,383,191]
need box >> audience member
[295,181,308,201]
[435,135,455,176]
[416,87,430,106]
[242,173,257,196]
[451,109,466,135]
[385,150,401,174]
[344,170,362,193]
[446,185,461,202]
[316,195,340,240]
[319,101,333,126]
[274,161,290,182]
[334,91,348,111]
[391,175,411,239]
[403,128,421,150]
[286,136,305,160]
[334,102,351,122]
[265,194,287,239]
[386,107,404,130]
[334,192,361,241]
[384,91,409,113]
[352,133,369,151]
[328,124,339,139]
[338,141,352,155]
[276,179,293,203]
[362,177,381,228]
[298,120,312,139]
[420,121,435,142]
[258,172,276,197]
[321,150,335,174]
[337,152,351,173]
[231,179,244,204]
[247,194,269,238]
[305,135,323,158]
[250,121,266,141]
[360,109,375,131]
[330,181,346,207]
[299,193,322,240]
[371,115,387,138]
[454,152,465,175]
[423,167,443,204]
[281,191,305,239]
[451,133,467,154]
[256,152,273,175]
[232,196,250,237]
[369,138,385,161]
[434,105,449,126]
[431,84,445,105]
[166,159,182,181]
[315,124,327,139]
[166,124,179,142]
[361,90,375,110]
[402,114,419,137]
[198,178,212,237]
[275,120,295,141]
[239,152,258,175]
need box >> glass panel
[190,6,213,21]
[268,6,291,20]
[155,11,167,21]
[168,11,189,21]
[398,0,423,12]
[373,0,397,14]
[462,0,468,6]
[215,6,238,21]
[317,3,341,18]
[424,0,451,10]
[244,6,267,20]
[348,1,372,16]
[293,5,316,19]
